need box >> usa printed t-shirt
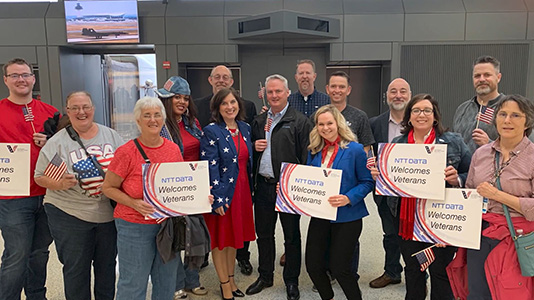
[35,124,124,223]
[109,138,183,224]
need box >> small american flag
[264,116,273,132]
[22,106,34,122]
[44,153,67,181]
[477,106,494,124]
[160,124,173,142]
[366,149,376,170]
[415,246,435,272]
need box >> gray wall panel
[330,43,343,61]
[344,14,404,42]
[342,0,403,14]
[224,0,283,16]
[166,1,225,17]
[140,17,166,45]
[177,45,226,63]
[463,0,526,12]
[403,0,465,13]
[36,46,52,106]
[46,18,68,46]
[47,46,62,109]
[225,45,238,63]
[343,43,392,61]
[138,2,166,17]
[166,17,224,44]
[527,12,534,39]
[526,0,534,11]
[283,0,343,15]
[466,12,527,40]
[405,13,465,41]
[0,47,37,63]
[0,19,46,46]
[0,3,48,18]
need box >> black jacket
[250,106,313,186]
[194,94,257,128]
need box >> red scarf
[321,136,340,168]
[399,128,436,240]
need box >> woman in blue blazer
[305,105,374,300]
[200,88,255,300]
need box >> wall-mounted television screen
[64,0,139,44]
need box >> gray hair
[265,74,289,90]
[492,94,534,137]
[133,97,166,131]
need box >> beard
[389,101,406,111]
[475,85,492,96]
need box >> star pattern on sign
[201,151,206,156]
[233,158,237,163]
[209,140,216,146]
[211,160,217,165]
[222,167,228,173]
[217,197,223,203]
[213,179,219,186]
[223,147,229,153]
[229,177,234,183]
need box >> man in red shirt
[0,58,58,300]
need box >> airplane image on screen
[81,28,128,39]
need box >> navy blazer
[200,121,253,212]
[307,141,374,223]
[369,111,394,208]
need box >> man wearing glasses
[0,58,58,299]
[195,65,257,128]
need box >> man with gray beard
[452,56,504,153]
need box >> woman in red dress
[200,88,255,300]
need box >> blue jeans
[115,218,178,300]
[0,196,52,300]
[45,204,116,300]
[176,257,200,290]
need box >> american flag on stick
[44,153,67,181]
[477,105,494,125]
[22,104,36,133]
[366,147,376,170]
[264,116,273,132]
[160,124,174,142]
[413,245,435,272]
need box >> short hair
[210,65,233,78]
[66,91,92,107]
[209,87,245,124]
[296,59,316,73]
[328,71,350,85]
[3,58,33,76]
[265,74,289,90]
[133,97,166,131]
[492,94,534,137]
[401,93,446,136]
[308,104,356,155]
[473,55,500,73]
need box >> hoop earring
[433,120,438,126]
[185,108,189,116]
[408,121,412,126]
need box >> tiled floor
[5,194,410,299]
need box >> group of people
[0,54,533,300]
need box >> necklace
[176,115,182,123]
[229,128,240,137]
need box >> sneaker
[174,289,188,300]
[186,286,208,296]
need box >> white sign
[276,163,341,221]
[142,161,211,219]
[413,188,483,250]
[0,143,30,196]
[376,143,447,200]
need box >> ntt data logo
[323,170,332,177]
[461,191,472,199]
[6,145,18,153]
[424,146,435,154]
[189,163,198,171]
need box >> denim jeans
[115,218,178,300]
[0,196,52,300]
[45,204,116,300]
[176,256,200,290]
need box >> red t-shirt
[110,138,183,224]
[0,98,58,199]
[178,120,200,162]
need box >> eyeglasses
[142,113,163,120]
[496,111,525,120]
[211,74,232,81]
[411,108,433,116]
[67,105,94,113]
[5,73,34,80]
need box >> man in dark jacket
[194,65,257,128]
[246,74,312,300]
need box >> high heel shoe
[228,274,245,297]
[220,280,235,300]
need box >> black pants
[306,217,362,300]
[254,178,301,285]
[399,238,456,300]
[236,242,250,261]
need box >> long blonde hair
[308,105,355,155]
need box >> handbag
[494,152,534,277]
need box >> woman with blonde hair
[305,104,374,300]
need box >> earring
[408,121,412,126]
[433,120,438,126]
[185,108,189,116]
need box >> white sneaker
[174,289,188,300]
